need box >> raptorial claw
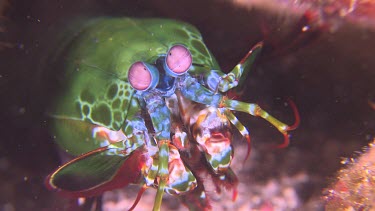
[274,98,300,148]
[219,41,263,92]
[285,98,300,131]
[202,41,263,94]
[221,97,300,148]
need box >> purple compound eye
[165,45,192,77]
[128,61,159,91]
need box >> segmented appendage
[221,96,300,149]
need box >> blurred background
[1,0,375,210]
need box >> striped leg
[221,98,300,148]
[180,77,299,148]
[153,140,170,211]
[224,109,251,161]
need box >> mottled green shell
[51,18,220,155]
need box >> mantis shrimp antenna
[221,97,300,148]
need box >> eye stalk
[164,45,192,77]
[128,61,160,91]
